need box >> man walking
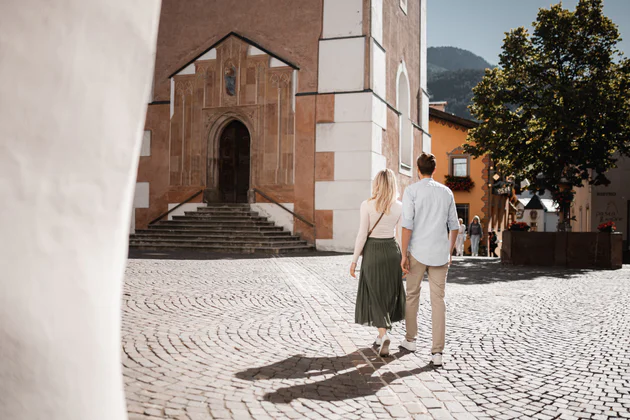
[399,153,459,366]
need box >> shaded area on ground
[446,258,592,285]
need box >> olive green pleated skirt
[355,237,406,329]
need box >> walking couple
[349,153,459,366]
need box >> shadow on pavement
[128,248,347,260]
[235,347,433,403]
[447,258,593,285]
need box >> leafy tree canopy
[464,0,630,196]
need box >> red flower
[597,221,616,232]
[509,222,531,232]
[445,175,475,192]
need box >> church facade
[133,0,429,251]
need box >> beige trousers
[405,256,448,353]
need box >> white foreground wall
[0,1,160,419]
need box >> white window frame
[396,61,412,177]
[451,156,469,177]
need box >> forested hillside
[427,47,494,119]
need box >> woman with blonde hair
[350,168,406,356]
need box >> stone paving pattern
[122,256,630,419]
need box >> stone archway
[218,120,250,203]
[204,109,258,203]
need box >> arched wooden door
[218,120,250,203]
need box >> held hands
[350,262,357,278]
[401,255,410,276]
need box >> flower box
[508,222,531,232]
[444,175,475,192]
[597,221,616,233]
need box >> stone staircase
[129,203,314,254]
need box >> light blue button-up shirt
[401,178,460,266]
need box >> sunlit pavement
[123,255,630,419]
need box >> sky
[427,0,630,65]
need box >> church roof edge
[168,31,300,78]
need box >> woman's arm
[351,201,369,264]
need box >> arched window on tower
[397,63,412,174]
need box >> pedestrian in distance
[399,152,459,367]
[468,216,483,257]
[350,168,406,357]
[455,218,466,257]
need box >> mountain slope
[428,46,493,72]
[427,47,494,120]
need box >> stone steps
[194,207,256,214]
[130,238,307,247]
[133,230,293,238]
[159,220,277,227]
[203,203,250,208]
[129,203,313,254]
[128,243,314,254]
[147,224,284,232]
[172,214,269,222]
[130,235,303,244]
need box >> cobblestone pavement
[123,256,630,420]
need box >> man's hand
[400,228,412,277]
[448,230,458,264]
[401,255,410,276]
[350,262,357,278]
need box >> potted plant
[597,221,616,233]
[508,221,531,232]
[444,175,475,192]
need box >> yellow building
[429,104,489,254]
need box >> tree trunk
[557,183,573,232]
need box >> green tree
[464,0,630,230]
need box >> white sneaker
[374,335,382,346]
[431,353,443,366]
[379,333,391,356]
[399,339,416,352]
